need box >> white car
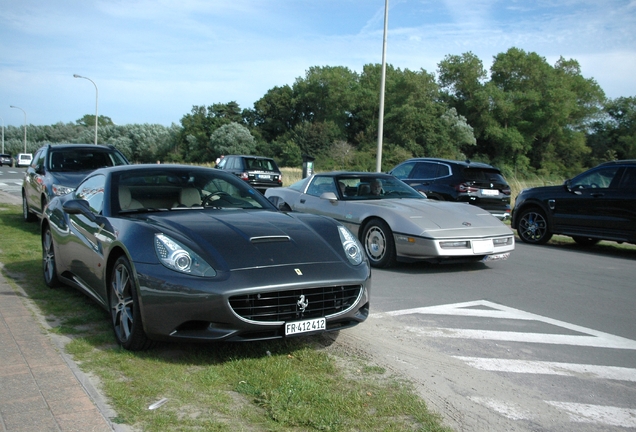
[16,153,33,167]
[266,172,515,268]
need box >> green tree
[210,122,257,156]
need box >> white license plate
[258,174,271,180]
[481,189,498,196]
[285,317,326,336]
[472,239,494,254]
[483,252,510,262]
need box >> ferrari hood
[145,209,344,270]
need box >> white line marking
[468,397,532,420]
[373,300,636,350]
[545,401,636,427]
[454,356,636,382]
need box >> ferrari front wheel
[109,256,153,351]
[362,218,396,268]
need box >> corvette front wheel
[362,218,396,268]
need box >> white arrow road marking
[374,301,636,429]
[373,300,636,350]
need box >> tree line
[2,47,634,179]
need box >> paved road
[346,242,636,431]
[0,166,26,198]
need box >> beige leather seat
[179,188,201,207]
[119,186,143,210]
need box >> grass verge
[0,203,451,432]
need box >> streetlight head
[10,105,16,108]
[73,74,82,78]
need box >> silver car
[265,172,514,268]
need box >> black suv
[22,144,129,221]
[215,155,282,193]
[389,158,511,220]
[512,160,636,246]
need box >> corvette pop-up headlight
[154,234,216,277]
[338,226,364,266]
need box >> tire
[42,226,60,288]
[109,256,153,351]
[23,193,37,222]
[362,218,396,268]
[280,203,292,212]
[517,207,552,244]
[572,236,600,246]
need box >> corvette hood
[360,199,510,236]
[144,209,343,270]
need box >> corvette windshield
[114,168,271,213]
[333,175,424,200]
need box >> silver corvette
[265,172,514,268]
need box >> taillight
[240,172,249,180]
[455,183,479,193]
[278,173,283,184]
[501,187,511,195]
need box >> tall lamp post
[10,105,27,153]
[0,116,4,154]
[73,74,99,145]
[376,0,389,172]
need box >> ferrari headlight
[338,226,364,266]
[52,184,75,196]
[154,234,216,277]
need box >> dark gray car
[0,154,14,167]
[22,144,129,221]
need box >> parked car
[389,158,512,220]
[265,172,514,268]
[16,153,33,167]
[512,160,636,246]
[22,144,129,221]
[215,155,282,193]
[0,153,13,167]
[41,164,370,350]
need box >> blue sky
[1,0,635,127]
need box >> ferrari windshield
[113,167,273,213]
[305,174,424,200]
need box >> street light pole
[9,106,27,153]
[73,74,99,145]
[376,0,389,172]
[0,116,4,154]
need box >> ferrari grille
[229,285,363,322]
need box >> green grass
[0,203,451,432]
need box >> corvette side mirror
[320,192,338,203]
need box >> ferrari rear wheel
[362,218,396,268]
[109,256,153,351]
[42,226,60,288]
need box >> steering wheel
[202,191,230,207]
